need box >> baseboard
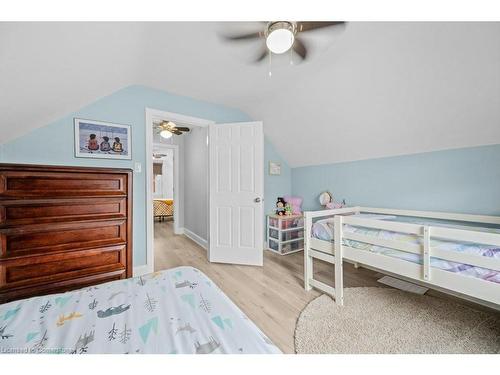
[182,227,208,250]
[133,264,153,277]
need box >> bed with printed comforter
[0,266,281,354]
[311,214,500,284]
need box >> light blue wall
[263,139,292,241]
[264,138,292,216]
[0,85,292,266]
[292,144,500,216]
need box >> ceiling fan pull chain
[268,51,272,77]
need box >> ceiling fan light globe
[266,28,294,54]
[160,129,173,139]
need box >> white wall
[183,127,209,241]
[152,145,174,200]
[163,151,174,199]
[153,128,208,242]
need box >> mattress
[311,214,500,284]
[0,266,281,354]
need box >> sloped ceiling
[1,22,499,167]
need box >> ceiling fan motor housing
[266,21,296,37]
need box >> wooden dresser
[0,164,133,303]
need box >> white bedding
[0,266,281,354]
[311,214,500,284]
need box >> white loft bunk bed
[303,207,500,309]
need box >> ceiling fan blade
[293,37,307,60]
[253,46,268,63]
[173,126,190,132]
[222,31,263,41]
[171,130,182,135]
[297,21,346,33]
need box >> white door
[209,121,264,266]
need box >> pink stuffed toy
[284,196,303,215]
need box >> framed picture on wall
[269,161,281,175]
[74,118,132,160]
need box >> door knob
[254,197,261,203]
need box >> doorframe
[152,142,180,233]
[144,108,215,275]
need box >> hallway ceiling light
[160,129,173,139]
[154,120,190,139]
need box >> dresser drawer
[0,170,128,198]
[0,220,127,258]
[0,269,125,304]
[0,244,126,290]
[0,197,127,227]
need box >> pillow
[284,196,303,215]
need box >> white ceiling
[1,22,499,167]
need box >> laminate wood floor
[153,221,383,353]
[153,221,495,353]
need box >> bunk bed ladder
[304,213,344,306]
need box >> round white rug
[295,287,500,354]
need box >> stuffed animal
[284,203,293,216]
[284,196,303,215]
[319,191,346,209]
[275,197,286,216]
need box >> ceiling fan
[221,21,346,63]
[153,153,167,159]
[154,120,190,139]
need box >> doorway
[152,143,179,269]
[145,108,214,274]
[152,143,179,233]
[145,108,265,275]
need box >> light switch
[134,162,142,173]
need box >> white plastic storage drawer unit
[267,214,304,255]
